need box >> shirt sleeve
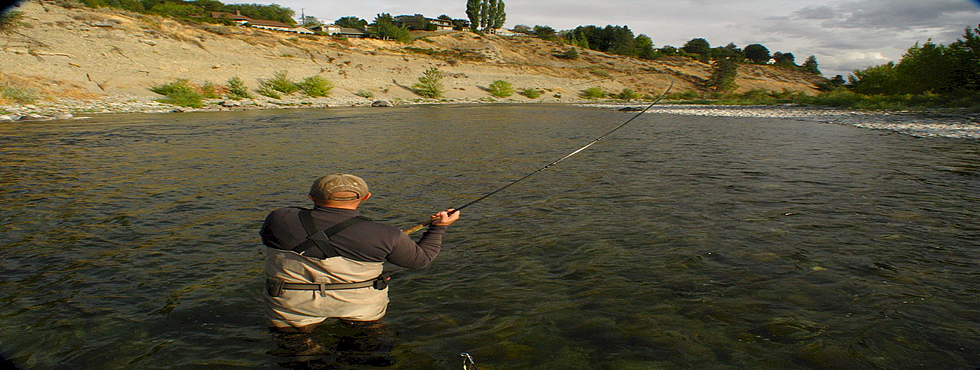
[259,210,284,249]
[385,225,448,269]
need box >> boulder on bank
[371,100,393,107]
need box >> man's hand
[430,209,459,226]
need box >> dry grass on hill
[1,0,824,105]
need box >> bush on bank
[487,80,514,98]
[149,79,203,108]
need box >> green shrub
[259,70,299,95]
[149,78,191,95]
[199,81,221,99]
[297,75,333,97]
[519,88,543,99]
[0,10,25,33]
[562,48,579,60]
[226,76,252,100]
[256,85,282,99]
[487,80,514,98]
[354,90,374,98]
[413,67,444,98]
[581,86,606,98]
[616,88,640,100]
[149,79,202,108]
[1,83,39,104]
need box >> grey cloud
[817,0,975,30]
[793,6,836,20]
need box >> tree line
[512,24,819,92]
[77,0,297,25]
[844,25,979,96]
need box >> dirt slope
[1,1,825,105]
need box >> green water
[1,105,978,369]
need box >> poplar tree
[466,0,506,33]
[489,0,505,31]
[465,0,481,31]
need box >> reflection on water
[0,105,978,369]
[271,321,396,369]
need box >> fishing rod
[404,78,674,234]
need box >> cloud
[793,6,837,20]
[747,0,979,76]
[270,0,980,78]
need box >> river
[1,105,978,369]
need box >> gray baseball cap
[309,173,369,201]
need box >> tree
[487,80,514,97]
[897,41,954,93]
[681,38,711,56]
[223,4,295,25]
[399,14,436,31]
[467,0,506,33]
[370,13,411,42]
[847,62,901,95]
[300,15,321,28]
[950,24,980,92]
[571,32,589,49]
[607,25,636,56]
[744,44,771,64]
[489,0,505,31]
[149,2,204,18]
[708,56,739,92]
[190,0,223,11]
[465,0,481,31]
[335,16,367,29]
[772,51,796,66]
[635,34,656,59]
[571,25,637,57]
[802,55,821,75]
[561,47,579,59]
[533,25,556,40]
[413,67,444,98]
[817,74,845,91]
[512,24,532,34]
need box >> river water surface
[1,105,978,369]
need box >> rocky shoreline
[3,95,979,140]
[605,104,980,140]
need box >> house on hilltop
[209,10,313,34]
[309,24,369,38]
[392,15,455,31]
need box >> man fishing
[260,173,459,333]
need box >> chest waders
[267,209,389,298]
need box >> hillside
[1,1,826,111]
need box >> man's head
[309,174,370,207]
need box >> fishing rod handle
[403,219,433,234]
[403,209,459,234]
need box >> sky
[259,1,976,77]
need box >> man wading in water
[260,173,459,333]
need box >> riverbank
[4,94,979,140]
[597,103,980,140]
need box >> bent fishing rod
[404,78,674,234]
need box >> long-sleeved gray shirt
[260,206,447,269]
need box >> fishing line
[404,77,674,234]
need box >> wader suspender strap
[294,209,369,257]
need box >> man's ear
[361,192,372,201]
